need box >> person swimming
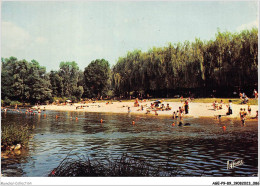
[172,111,176,119]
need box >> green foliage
[49,70,64,97]
[105,90,114,98]
[48,61,84,101]
[1,124,31,147]
[58,61,80,97]
[10,101,22,106]
[69,96,77,103]
[1,28,258,102]
[112,28,258,98]
[53,97,66,103]
[73,86,84,101]
[3,98,11,106]
[84,59,111,98]
[1,58,52,103]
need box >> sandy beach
[34,100,258,119]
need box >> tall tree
[84,59,110,98]
[58,61,83,100]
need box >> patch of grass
[48,154,180,177]
[189,98,258,105]
[148,98,258,105]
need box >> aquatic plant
[1,124,31,150]
[48,153,180,177]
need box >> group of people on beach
[212,100,224,111]
[239,89,258,104]
[149,103,172,111]
[172,99,189,120]
[212,100,232,115]
[131,98,191,117]
[239,92,249,104]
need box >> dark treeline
[1,58,110,105]
[112,28,258,98]
[1,29,258,105]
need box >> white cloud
[1,21,48,58]
[237,19,259,31]
[2,21,31,52]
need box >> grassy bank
[162,98,258,105]
[98,98,258,105]
[1,124,32,151]
[49,154,180,177]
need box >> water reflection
[1,110,258,177]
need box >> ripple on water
[1,111,258,177]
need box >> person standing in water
[172,111,176,119]
[239,108,243,119]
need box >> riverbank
[34,100,258,119]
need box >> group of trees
[1,58,110,104]
[112,28,258,98]
[1,57,52,104]
[1,28,258,104]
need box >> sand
[34,100,258,119]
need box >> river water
[1,109,258,177]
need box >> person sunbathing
[160,104,166,111]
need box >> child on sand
[160,104,165,111]
[243,108,247,117]
[219,100,223,109]
[215,101,218,110]
[166,104,171,111]
[213,101,216,111]
[134,98,139,107]
[248,105,251,115]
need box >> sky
[1,1,259,72]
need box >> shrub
[10,101,22,107]
[69,96,77,103]
[1,124,31,149]
[48,154,179,177]
[4,98,11,106]
[53,97,67,104]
